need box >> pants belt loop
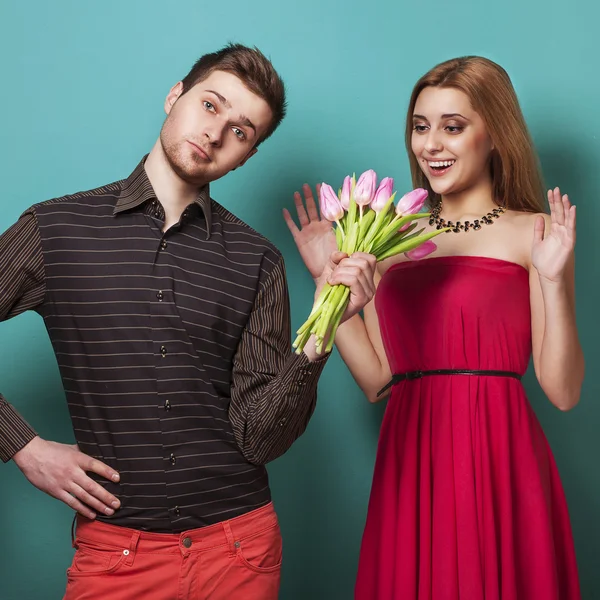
[124,530,141,566]
[222,521,237,557]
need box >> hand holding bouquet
[292,170,448,355]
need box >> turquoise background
[1,0,598,598]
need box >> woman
[284,56,584,599]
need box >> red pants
[63,502,282,600]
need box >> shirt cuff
[288,349,329,392]
[0,397,38,463]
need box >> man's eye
[232,127,246,140]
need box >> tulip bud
[319,183,344,222]
[339,176,351,210]
[405,240,437,260]
[353,169,377,207]
[371,177,394,213]
[395,188,428,217]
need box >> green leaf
[375,228,449,262]
[358,209,376,242]
[371,224,423,256]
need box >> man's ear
[164,82,184,115]
[233,147,258,171]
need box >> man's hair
[181,43,287,145]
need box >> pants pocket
[235,522,283,574]
[67,539,129,578]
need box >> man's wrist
[12,436,41,469]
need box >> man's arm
[229,256,328,465]
[0,211,121,519]
[0,210,45,462]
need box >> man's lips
[188,141,211,160]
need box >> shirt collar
[114,156,212,238]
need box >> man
[0,44,376,599]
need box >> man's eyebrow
[206,89,231,108]
[238,116,256,134]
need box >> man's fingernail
[112,474,120,482]
[112,501,120,509]
[105,508,114,515]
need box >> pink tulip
[371,177,394,213]
[339,176,351,210]
[353,169,377,207]
[319,183,344,222]
[405,240,437,260]
[395,188,428,217]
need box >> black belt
[377,369,522,397]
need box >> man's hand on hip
[13,436,121,520]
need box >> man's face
[160,70,274,186]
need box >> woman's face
[411,86,494,198]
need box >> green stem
[293,326,314,354]
[315,283,346,342]
[295,283,333,337]
[324,288,351,353]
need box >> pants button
[182,537,192,548]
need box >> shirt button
[164,399,171,411]
[160,345,167,357]
[182,537,192,549]
[157,290,164,301]
[278,418,287,427]
[160,240,168,250]
[170,453,176,465]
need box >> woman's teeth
[429,160,456,169]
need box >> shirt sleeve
[228,255,329,465]
[0,210,46,462]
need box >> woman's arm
[330,270,392,403]
[529,189,584,410]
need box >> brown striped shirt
[0,158,327,532]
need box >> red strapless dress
[355,256,580,600]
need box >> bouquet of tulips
[293,170,447,355]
